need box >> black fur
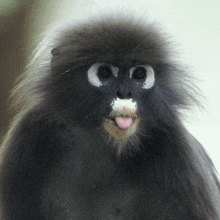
[0,18,220,219]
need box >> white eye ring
[129,65,155,89]
[87,63,119,87]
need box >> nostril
[116,90,123,99]
[116,90,132,99]
[127,91,132,98]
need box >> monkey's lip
[110,117,133,130]
[103,116,140,139]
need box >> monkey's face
[50,58,157,153]
[85,62,157,153]
[87,63,155,141]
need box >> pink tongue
[115,117,133,129]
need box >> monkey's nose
[116,88,132,99]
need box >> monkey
[0,17,220,220]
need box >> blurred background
[0,0,220,171]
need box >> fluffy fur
[0,17,220,219]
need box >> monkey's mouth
[110,117,133,129]
[103,113,140,139]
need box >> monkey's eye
[132,66,147,80]
[87,63,119,87]
[130,65,155,89]
[98,65,112,79]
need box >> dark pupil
[98,66,112,78]
[133,67,146,80]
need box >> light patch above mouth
[111,98,137,113]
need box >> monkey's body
[0,18,220,219]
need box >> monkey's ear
[51,47,61,56]
[51,46,63,68]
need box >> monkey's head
[20,18,196,155]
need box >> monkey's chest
[84,181,170,219]
[42,167,180,219]
[41,146,186,219]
